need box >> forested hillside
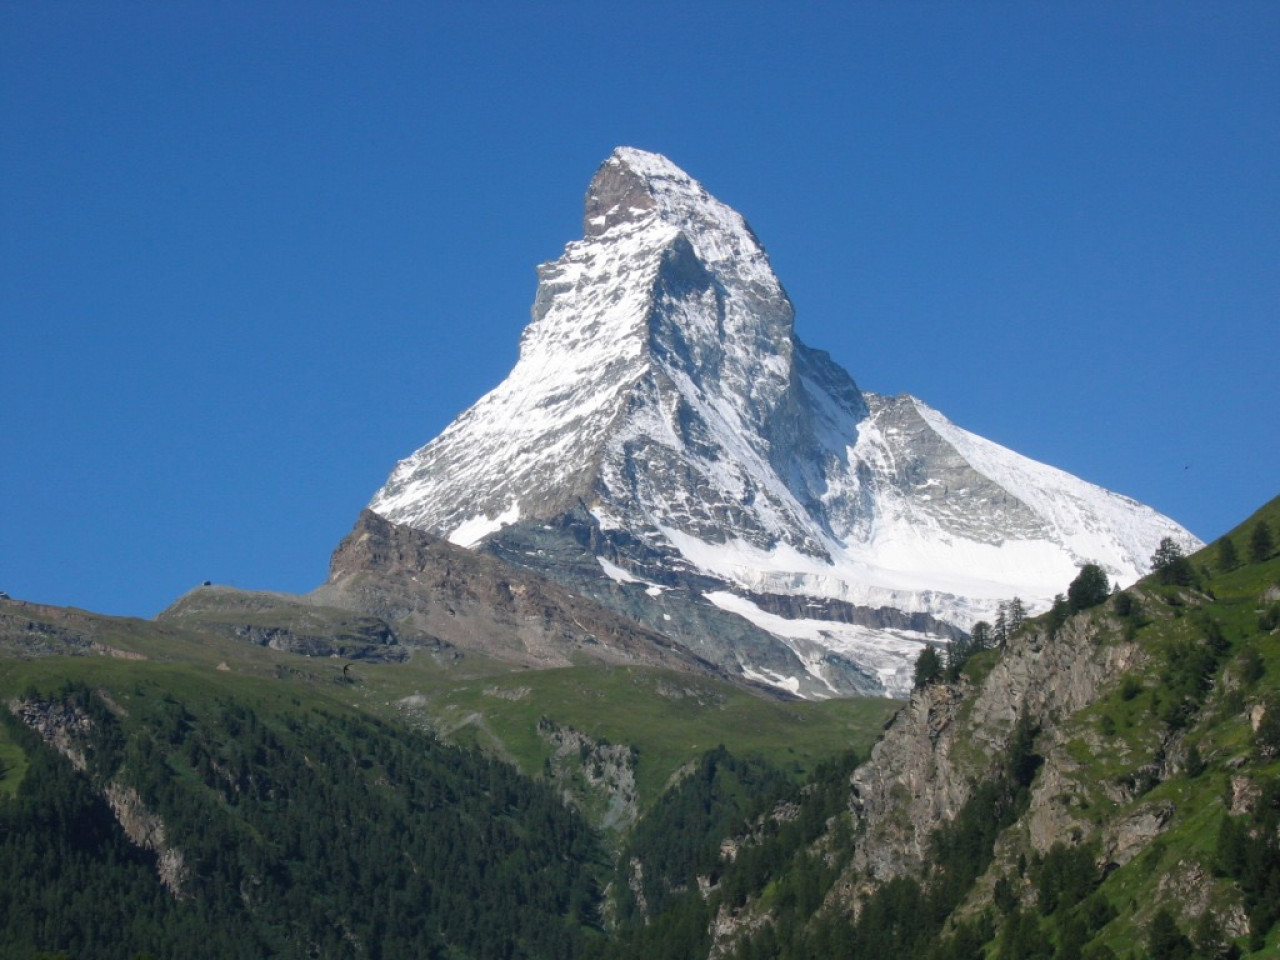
[0,680,602,959]
[0,598,889,958]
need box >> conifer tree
[1067,564,1110,612]
[970,621,992,651]
[1217,536,1239,572]
[1151,537,1195,586]
[1007,597,1026,634]
[913,646,943,689]
[1250,520,1274,564]
[1147,906,1193,960]
[1048,594,1070,634]
[993,604,1009,647]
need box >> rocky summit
[369,147,1198,698]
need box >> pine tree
[993,604,1009,647]
[1151,537,1195,586]
[1007,597,1026,634]
[1217,536,1239,572]
[913,646,943,689]
[970,621,992,651]
[1048,594,1070,634]
[1067,564,1110,612]
[1147,906,1193,960]
[945,637,969,682]
[1250,520,1274,564]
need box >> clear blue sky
[3,2,1277,617]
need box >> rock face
[538,717,640,834]
[847,611,1149,885]
[104,782,188,896]
[308,509,724,676]
[369,147,1199,698]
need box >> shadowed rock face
[583,155,657,237]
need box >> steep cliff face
[804,515,1280,956]
[308,509,726,677]
[847,610,1148,886]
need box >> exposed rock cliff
[847,611,1148,887]
[9,695,186,896]
[310,509,728,677]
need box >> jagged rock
[1229,775,1261,815]
[104,782,187,896]
[708,902,773,960]
[1250,701,1267,733]
[849,681,973,881]
[9,697,93,771]
[846,609,1153,891]
[311,510,726,678]
[537,718,639,833]
[1103,802,1175,869]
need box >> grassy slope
[0,599,898,825]
[1074,496,1280,956]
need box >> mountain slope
[620,494,1280,960]
[369,147,1198,697]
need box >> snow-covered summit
[369,148,1200,698]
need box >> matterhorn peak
[583,147,720,236]
[369,149,1200,699]
[578,148,782,310]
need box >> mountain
[370,147,1199,698]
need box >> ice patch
[706,591,927,699]
[448,503,521,548]
[598,557,642,584]
[739,665,802,696]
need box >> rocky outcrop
[1103,802,1175,869]
[104,782,187,896]
[10,695,186,897]
[847,608,1149,886]
[538,718,640,834]
[10,697,94,771]
[310,510,728,678]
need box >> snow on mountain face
[370,147,1200,699]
